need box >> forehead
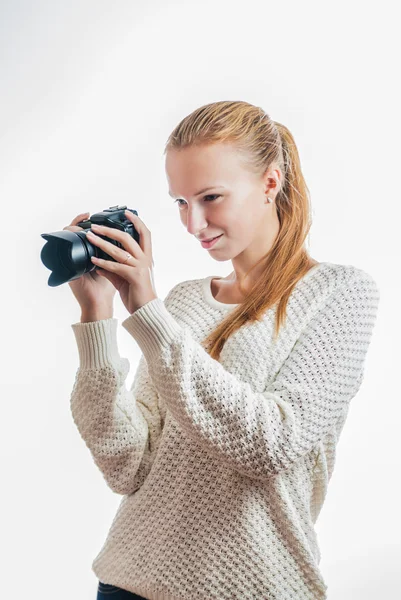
[165,143,244,190]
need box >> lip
[201,234,223,249]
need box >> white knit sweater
[70,261,380,600]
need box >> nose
[184,205,209,237]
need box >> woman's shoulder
[162,277,201,309]
[314,261,379,291]
[300,261,380,319]
[287,261,379,320]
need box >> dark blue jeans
[97,580,148,599]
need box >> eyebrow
[168,186,223,199]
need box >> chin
[210,254,230,263]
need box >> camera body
[76,205,140,256]
[40,205,140,287]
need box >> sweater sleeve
[121,269,380,481]
[69,317,165,495]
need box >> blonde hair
[164,100,316,361]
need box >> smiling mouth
[203,237,218,242]
[200,234,223,248]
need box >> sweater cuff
[121,298,183,362]
[71,318,121,369]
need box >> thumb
[97,269,123,290]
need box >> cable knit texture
[70,261,380,600]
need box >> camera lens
[40,230,97,287]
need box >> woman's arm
[122,268,380,481]
[70,318,165,496]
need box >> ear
[263,163,283,196]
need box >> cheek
[226,194,258,230]
[226,210,254,235]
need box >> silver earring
[266,196,273,203]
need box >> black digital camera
[40,205,140,287]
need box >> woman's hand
[86,210,158,315]
[63,212,117,315]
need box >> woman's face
[165,142,282,267]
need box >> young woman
[67,101,380,600]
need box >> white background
[1,1,400,598]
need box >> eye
[173,194,221,206]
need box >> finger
[87,227,139,259]
[124,211,152,257]
[88,232,137,266]
[70,212,90,226]
[91,256,133,277]
[63,225,83,232]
